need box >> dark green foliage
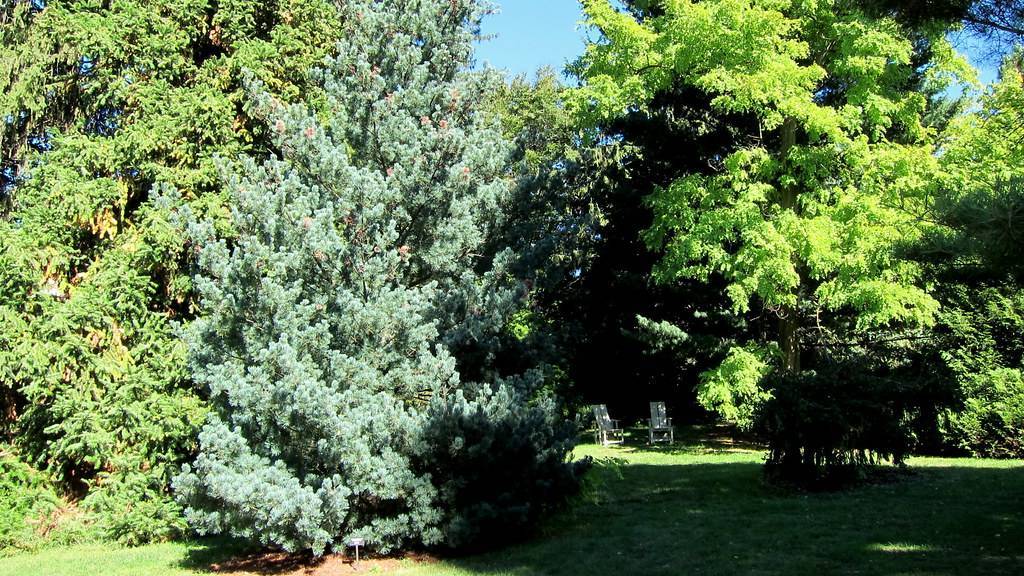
[947,368,1024,458]
[416,385,590,550]
[488,70,599,313]
[911,62,1024,458]
[934,282,1024,457]
[0,0,343,544]
[482,70,605,407]
[565,1,982,491]
[0,0,1018,558]
[937,178,1024,280]
[759,358,927,486]
[962,0,1024,46]
[0,202,206,544]
[526,79,754,422]
[865,1,1023,51]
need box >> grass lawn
[2,428,1022,576]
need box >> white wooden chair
[592,404,624,446]
[648,401,674,444]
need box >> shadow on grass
[177,456,1024,576]
[589,424,765,456]
[177,537,289,574]
[444,459,1024,576]
[667,423,765,453]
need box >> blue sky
[476,2,1001,85]
[475,1,587,78]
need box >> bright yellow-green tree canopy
[570,0,969,422]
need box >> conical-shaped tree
[0,0,342,542]
[173,0,580,555]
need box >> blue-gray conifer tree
[171,0,582,555]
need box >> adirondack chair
[648,401,674,444]
[592,404,624,446]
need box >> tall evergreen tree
[913,56,1024,457]
[487,62,755,423]
[173,0,581,555]
[0,0,342,542]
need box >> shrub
[416,381,590,550]
[758,359,925,487]
[932,281,1024,458]
[81,467,189,546]
[942,368,1024,458]
[697,345,774,430]
[0,449,61,553]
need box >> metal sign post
[348,537,365,570]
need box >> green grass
[3,429,1023,576]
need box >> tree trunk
[1,387,18,440]
[779,312,801,373]
[779,116,801,374]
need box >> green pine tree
[0,0,342,543]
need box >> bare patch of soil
[208,550,440,575]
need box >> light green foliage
[0,0,341,544]
[489,68,579,172]
[507,309,535,341]
[0,448,60,553]
[571,0,830,134]
[172,0,580,555]
[698,345,774,429]
[939,57,1024,197]
[571,0,955,424]
[935,58,1024,272]
[569,0,965,141]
